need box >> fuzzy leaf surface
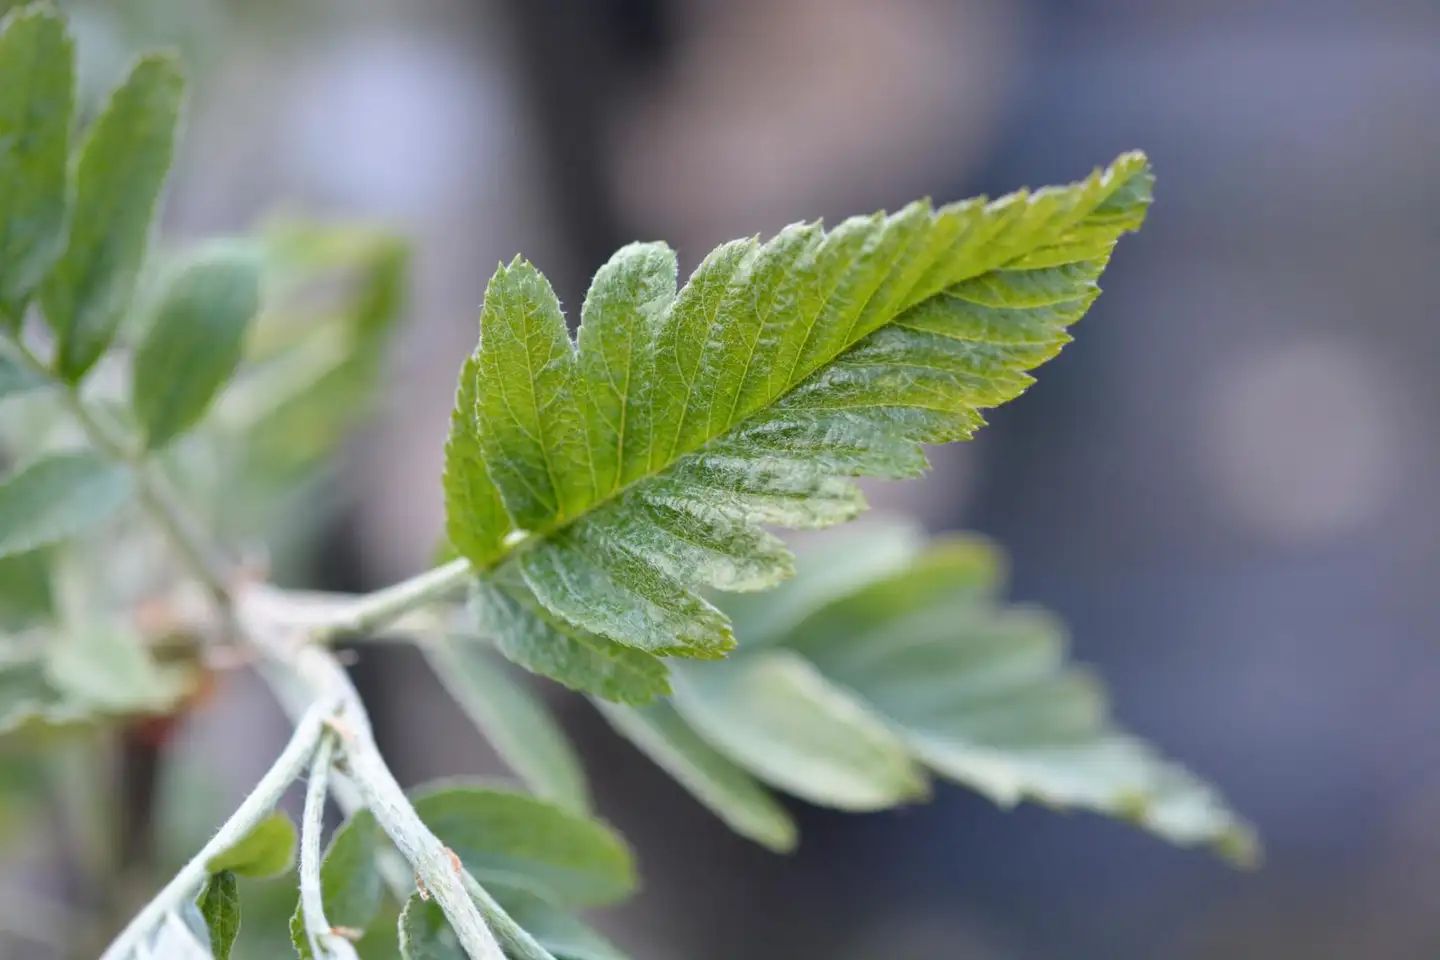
[444,154,1151,669]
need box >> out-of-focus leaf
[0,549,52,629]
[236,222,408,481]
[719,518,926,648]
[669,650,928,811]
[0,351,47,403]
[754,532,1259,864]
[197,870,241,959]
[206,812,297,878]
[45,627,188,715]
[412,781,635,908]
[490,888,629,960]
[425,641,590,813]
[133,242,263,449]
[41,53,184,381]
[148,907,215,958]
[0,5,73,314]
[0,648,74,733]
[0,452,133,558]
[594,698,795,852]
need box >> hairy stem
[287,642,506,960]
[308,557,472,644]
[98,703,333,960]
[300,732,359,960]
[9,327,506,957]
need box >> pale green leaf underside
[446,153,1152,671]
[593,697,796,852]
[425,640,591,813]
[669,650,929,811]
[656,526,1257,864]
[0,451,133,559]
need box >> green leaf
[412,780,635,907]
[133,241,263,449]
[669,650,928,811]
[472,578,670,706]
[45,627,189,714]
[594,698,795,852]
[236,222,408,482]
[444,153,1152,661]
[0,350,48,403]
[425,640,590,813]
[0,451,132,559]
[490,888,629,960]
[398,895,461,960]
[442,347,509,579]
[291,807,384,957]
[0,548,52,629]
[0,5,73,314]
[0,647,73,733]
[197,870,241,959]
[719,517,927,648]
[291,908,313,959]
[41,52,184,381]
[772,535,1258,864]
[206,811,297,877]
[319,808,384,933]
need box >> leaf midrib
[480,200,1100,574]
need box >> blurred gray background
[24,0,1440,957]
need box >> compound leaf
[41,52,183,381]
[444,153,1151,671]
[736,529,1258,863]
